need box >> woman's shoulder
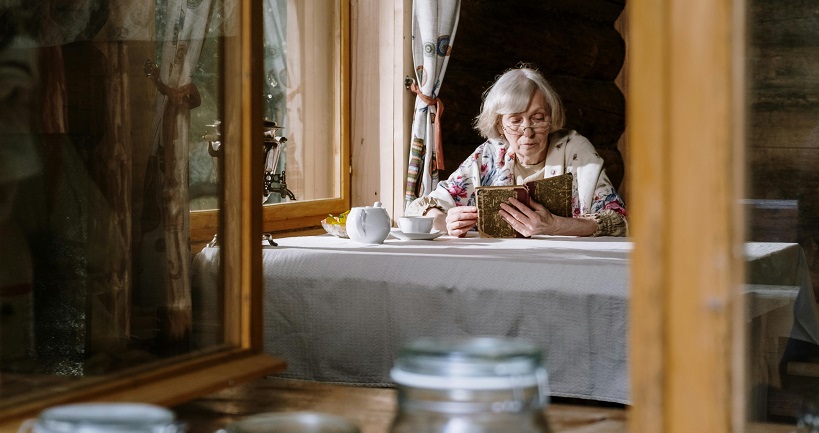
[549,129,603,164]
[465,138,506,158]
[451,139,505,173]
[479,137,506,150]
[551,129,600,158]
[550,129,592,148]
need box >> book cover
[476,172,573,238]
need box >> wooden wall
[350,0,411,219]
[747,0,819,295]
[438,0,627,191]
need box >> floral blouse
[405,129,628,236]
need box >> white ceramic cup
[398,216,434,234]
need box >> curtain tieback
[409,82,445,170]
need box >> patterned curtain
[136,0,215,348]
[404,0,461,208]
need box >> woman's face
[499,90,552,165]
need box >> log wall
[747,0,819,296]
[438,0,627,191]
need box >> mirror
[0,0,237,407]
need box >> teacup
[398,216,434,234]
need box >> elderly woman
[405,66,627,237]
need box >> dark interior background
[747,0,819,345]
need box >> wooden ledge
[0,353,285,433]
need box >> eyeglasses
[501,117,552,136]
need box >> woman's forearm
[426,208,447,232]
[545,215,598,237]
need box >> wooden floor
[172,376,628,433]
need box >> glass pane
[745,1,819,428]
[197,0,342,210]
[0,0,234,404]
[263,0,342,205]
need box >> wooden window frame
[191,0,351,247]
[258,0,351,235]
[0,0,286,429]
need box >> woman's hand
[499,197,597,237]
[499,198,556,236]
[445,206,478,237]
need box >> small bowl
[321,219,348,238]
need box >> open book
[475,172,573,238]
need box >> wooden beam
[628,0,746,432]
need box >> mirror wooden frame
[0,0,286,429]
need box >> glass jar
[22,403,182,433]
[388,336,552,433]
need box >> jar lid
[390,336,548,390]
[36,403,176,433]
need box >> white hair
[473,67,565,140]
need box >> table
[191,231,819,405]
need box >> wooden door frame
[628,0,747,432]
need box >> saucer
[391,230,444,241]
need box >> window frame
[0,0,285,428]
[191,0,351,246]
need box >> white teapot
[346,201,391,244]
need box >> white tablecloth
[191,231,818,404]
